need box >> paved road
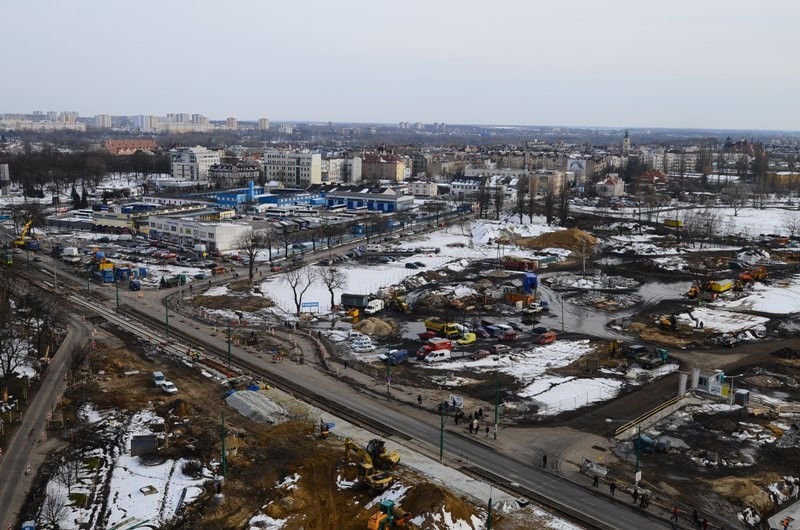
[0,313,88,529]
[25,245,702,529]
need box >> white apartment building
[262,149,321,187]
[258,118,270,130]
[170,146,221,186]
[147,216,251,251]
[408,180,438,197]
[320,157,362,184]
[94,114,112,128]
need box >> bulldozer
[367,499,413,530]
[344,438,394,491]
[366,438,401,468]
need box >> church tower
[622,130,631,155]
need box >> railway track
[12,262,616,529]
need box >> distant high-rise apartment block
[226,117,238,130]
[95,114,112,128]
[258,118,270,131]
[191,113,209,125]
[277,124,294,135]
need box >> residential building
[595,175,625,197]
[407,180,438,197]
[104,138,158,156]
[170,146,221,186]
[362,154,406,182]
[258,118,270,130]
[208,162,262,188]
[262,149,322,187]
[226,117,238,130]
[321,156,362,184]
[95,114,112,129]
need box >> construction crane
[367,499,413,530]
[344,438,394,491]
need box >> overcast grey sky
[3,0,798,130]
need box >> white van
[366,244,382,253]
[364,299,384,315]
[424,349,451,364]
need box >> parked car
[419,330,438,340]
[270,265,282,272]
[473,327,490,339]
[532,325,550,335]
[471,349,492,360]
[507,322,524,331]
[534,331,557,345]
[378,256,393,264]
[498,330,517,341]
[404,262,418,269]
[353,344,376,353]
[491,344,511,355]
[456,332,477,346]
[414,261,426,267]
[160,381,178,394]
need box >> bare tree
[66,345,89,386]
[54,458,82,495]
[515,178,527,224]
[493,190,504,220]
[783,209,800,237]
[233,230,269,284]
[723,183,749,216]
[40,491,69,527]
[284,267,316,316]
[318,267,346,311]
[0,290,27,388]
[544,188,555,226]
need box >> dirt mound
[629,322,698,349]
[403,482,477,526]
[192,294,274,312]
[712,476,775,512]
[516,228,598,251]
[353,317,397,337]
[772,347,800,359]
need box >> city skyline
[3,0,799,131]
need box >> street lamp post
[607,418,643,485]
[439,401,448,463]
[493,371,499,440]
[115,279,120,313]
[165,301,169,337]
[227,320,232,376]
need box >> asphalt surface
[11,245,703,529]
[0,313,87,529]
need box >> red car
[534,331,557,345]
[419,330,438,340]
[471,349,492,360]
[498,330,517,341]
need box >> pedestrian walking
[610,481,616,496]
[702,518,708,530]
[692,509,699,526]
[455,414,460,426]
[593,475,599,488]
[472,419,478,435]
[467,422,473,434]
[639,494,648,509]
[485,425,490,438]
[417,394,422,408]
[343,360,348,370]
[478,407,483,419]
[632,489,639,504]
[671,506,679,521]
[542,454,548,468]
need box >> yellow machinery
[344,438,394,491]
[367,499,413,530]
[659,314,678,331]
[13,220,32,247]
[366,438,400,468]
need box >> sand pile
[402,483,479,528]
[712,476,774,512]
[516,227,598,251]
[353,317,397,337]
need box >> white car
[353,344,376,353]
[160,381,178,394]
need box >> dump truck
[423,317,462,338]
[341,293,370,309]
[709,279,734,293]
[640,348,670,369]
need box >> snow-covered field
[676,306,768,333]
[716,274,800,315]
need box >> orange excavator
[739,266,767,283]
[367,500,413,530]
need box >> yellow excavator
[366,438,400,468]
[367,499,413,530]
[344,438,395,491]
[14,220,32,247]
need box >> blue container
[139,267,148,278]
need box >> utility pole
[439,401,447,463]
[115,279,120,313]
[493,371,499,440]
[87,275,90,297]
[487,487,493,530]
[227,320,232,376]
[220,409,227,477]
[165,302,169,338]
